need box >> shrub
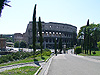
[29,45,32,49]
[44,48,50,51]
[92,51,96,55]
[97,41,100,50]
[74,46,82,54]
[36,43,41,49]
[14,41,19,48]
[0,48,51,64]
[0,58,3,64]
[7,55,13,61]
[35,51,41,55]
[66,48,69,50]
[1,56,9,63]
[42,49,51,56]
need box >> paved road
[47,54,100,75]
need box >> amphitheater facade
[22,21,77,49]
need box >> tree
[78,22,100,54]
[32,4,37,58]
[14,41,19,48]
[54,38,57,56]
[38,17,43,58]
[0,0,11,17]
[66,41,67,49]
[97,41,100,50]
[20,41,27,48]
[86,19,89,54]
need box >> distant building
[23,21,77,49]
[6,42,14,47]
[0,35,6,51]
[14,22,77,49]
[14,33,23,42]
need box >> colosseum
[22,21,77,49]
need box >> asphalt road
[47,54,100,75]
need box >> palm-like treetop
[0,0,11,17]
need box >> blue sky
[0,0,100,34]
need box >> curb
[0,60,44,69]
[34,66,42,75]
[44,56,54,75]
[35,55,54,75]
[38,55,54,75]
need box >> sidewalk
[38,56,54,75]
[0,61,45,72]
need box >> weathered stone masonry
[23,21,77,49]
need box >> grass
[0,66,39,75]
[79,51,100,56]
[78,53,90,56]
[0,56,50,67]
[91,51,100,56]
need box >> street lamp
[63,45,66,54]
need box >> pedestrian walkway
[39,56,54,75]
[0,61,45,72]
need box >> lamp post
[63,45,66,54]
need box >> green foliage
[0,66,39,75]
[14,41,27,48]
[7,55,13,61]
[0,0,11,17]
[6,37,13,42]
[20,41,27,48]
[36,43,41,49]
[78,22,100,54]
[29,45,32,49]
[0,56,9,63]
[0,52,32,64]
[32,4,37,56]
[79,51,100,56]
[44,48,50,51]
[92,51,96,55]
[97,41,100,50]
[29,43,40,49]
[0,48,51,64]
[66,48,69,50]
[75,46,82,54]
[14,41,19,48]
[42,49,51,56]
[38,17,43,58]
